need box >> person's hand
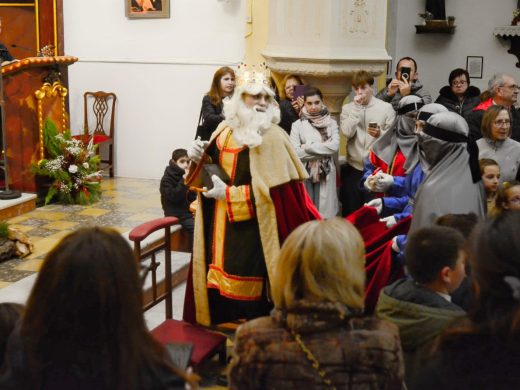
[365,198,383,214]
[391,236,400,252]
[398,78,412,97]
[381,215,397,228]
[363,175,377,192]
[187,137,209,164]
[291,96,304,113]
[354,93,367,106]
[386,79,401,97]
[202,175,227,200]
[367,125,381,138]
[373,172,394,192]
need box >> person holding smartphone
[377,56,432,111]
[279,74,304,134]
[340,71,396,216]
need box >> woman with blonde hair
[228,218,404,389]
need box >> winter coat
[195,95,224,140]
[229,300,405,390]
[159,162,196,218]
[279,99,300,135]
[467,97,520,142]
[340,96,396,171]
[376,80,432,111]
[435,85,481,120]
[376,279,465,383]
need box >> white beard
[231,101,279,149]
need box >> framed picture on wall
[466,56,483,79]
[125,0,170,19]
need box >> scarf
[300,106,332,130]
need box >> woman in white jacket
[290,87,339,219]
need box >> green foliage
[32,119,103,205]
[0,221,9,240]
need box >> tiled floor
[0,177,227,389]
[0,177,165,286]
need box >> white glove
[365,198,383,215]
[203,175,227,200]
[391,236,400,253]
[363,175,377,192]
[373,172,394,193]
[187,137,209,164]
[380,215,397,228]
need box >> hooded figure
[362,95,424,197]
[410,112,486,231]
[184,66,320,325]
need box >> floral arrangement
[32,120,103,205]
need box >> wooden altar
[1,56,77,192]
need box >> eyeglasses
[501,84,519,91]
[494,119,511,127]
[452,80,467,86]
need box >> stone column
[263,0,391,117]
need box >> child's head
[479,158,500,194]
[0,302,24,367]
[435,213,479,240]
[405,225,466,293]
[171,149,189,170]
[495,180,520,214]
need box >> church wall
[390,0,518,99]
[63,0,244,179]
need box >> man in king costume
[184,65,320,326]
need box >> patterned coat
[228,300,405,389]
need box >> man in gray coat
[377,56,432,110]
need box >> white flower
[83,162,89,169]
[68,164,78,174]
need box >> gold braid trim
[290,330,337,390]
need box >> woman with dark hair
[195,66,235,140]
[0,303,23,369]
[290,86,339,218]
[279,74,304,134]
[435,68,481,121]
[477,105,520,182]
[412,212,520,389]
[0,228,196,389]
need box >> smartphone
[400,67,411,82]
[293,85,306,100]
[368,121,378,128]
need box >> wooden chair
[128,216,227,367]
[82,91,116,177]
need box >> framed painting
[125,0,170,19]
[466,56,483,79]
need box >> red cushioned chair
[128,217,227,367]
[78,91,116,177]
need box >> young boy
[160,149,196,242]
[375,225,466,383]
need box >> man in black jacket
[160,149,195,242]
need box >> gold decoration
[235,62,272,88]
[34,81,68,160]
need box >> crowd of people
[1,57,520,389]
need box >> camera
[400,66,411,82]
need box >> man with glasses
[468,73,520,142]
[377,56,432,111]
[435,68,481,121]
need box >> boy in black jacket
[160,149,196,243]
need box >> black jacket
[195,95,224,141]
[279,99,299,135]
[160,162,195,217]
[435,85,481,121]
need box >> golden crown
[235,62,271,88]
